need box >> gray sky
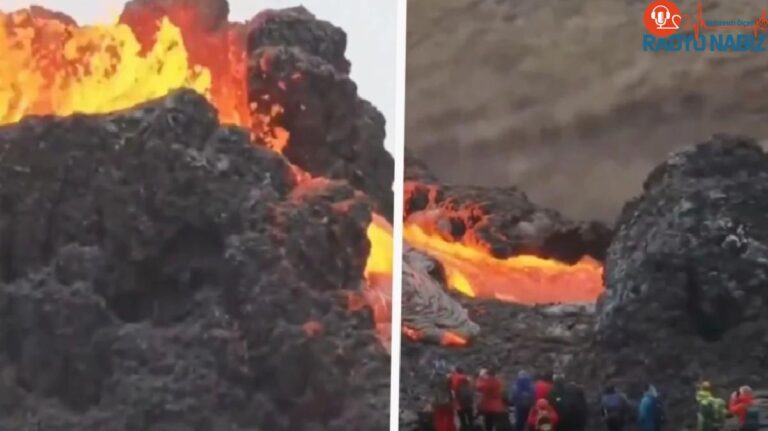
[3,0,398,153]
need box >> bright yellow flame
[0,12,210,123]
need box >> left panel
[0,1,397,430]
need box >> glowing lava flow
[363,214,394,349]
[403,222,604,304]
[0,7,391,346]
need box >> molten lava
[0,5,391,346]
[0,6,288,152]
[404,222,604,304]
[363,214,394,348]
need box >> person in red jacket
[476,369,506,431]
[535,372,554,401]
[450,367,475,428]
[729,386,755,429]
[528,398,560,431]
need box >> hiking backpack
[698,399,716,430]
[744,405,761,431]
[431,376,452,407]
[456,377,474,408]
[602,393,625,420]
[510,383,535,409]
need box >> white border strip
[389,0,407,429]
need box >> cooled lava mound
[567,135,768,429]
[0,90,389,431]
[0,3,392,430]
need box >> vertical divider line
[389,0,407,429]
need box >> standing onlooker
[535,372,554,401]
[450,367,475,430]
[600,385,630,431]
[638,384,665,431]
[729,386,760,431]
[476,369,507,431]
[528,398,560,431]
[510,370,536,431]
[431,370,456,431]
[549,374,589,431]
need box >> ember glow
[404,221,604,304]
[0,5,391,345]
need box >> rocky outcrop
[0,90,389,431]
[248,8,394,219]
[570,135,768,429]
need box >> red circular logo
[644,0,682,37]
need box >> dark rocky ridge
[248,7,394,220]
[0,90,389,431]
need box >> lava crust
[0,90,389,431]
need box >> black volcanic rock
[599,135,768,340]
[404,181,612,264]
[0,90,389,431]
[249,7,351,74]
[247,11,394,220]
[565,135,768,429]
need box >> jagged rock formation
[0,90,389,431]
[401,246,479,344]
[248,7,394,220]
[569,135,768,429]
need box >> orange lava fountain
[0,6,392,346]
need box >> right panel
[400,1,768,430]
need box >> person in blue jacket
[509,370,536,431]
[638,384,665,431]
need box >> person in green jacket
[697,382,728,431]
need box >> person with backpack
[509,370,536,431]
[431,371,457,431]
[528,398,560,431]
[450,367,475,430]
[476,369,507,431]
[548,374,589,431]
[601,385,630,431]
[638,384,665,431]
[696,381,727,431]
[729,386,760,431]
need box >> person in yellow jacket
[696,382,728,431]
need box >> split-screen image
[2,0,768,430]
